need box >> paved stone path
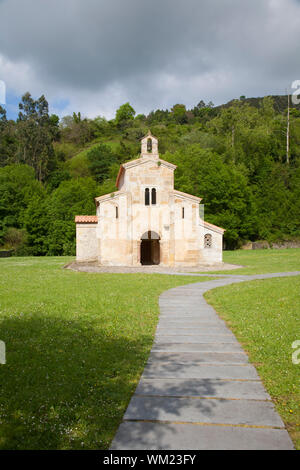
[111,272,300,450]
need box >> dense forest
[1,92,300,255]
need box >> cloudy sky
[0,0,300,119]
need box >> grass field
[0,257,210,450]
[213,248,300,274]
[1,252,299,449]
[205,275,300,449]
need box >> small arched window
[116,206,119,219]
[204,233,212,248]
[151,188,156,205]
[182,207,185,219]
[145,188,150,206]
[147,138,152,153]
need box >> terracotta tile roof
[75,215,98,224]
[116,164,124,188]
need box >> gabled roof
[116,157,177,189]
[173,189,202,202]
[115,165,124,189]
[140,129,157,141]
[202,220,225,233]
[95,190,124,203]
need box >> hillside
[217,94,300,114]
[0,94,300,255]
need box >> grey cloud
[0,0,299,116]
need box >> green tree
[45,178,99,255]
[17,93,57,181]
[22,195,49,255]
[0,105,7,126]
[0,106,18,167]
[91,116,110,138]
[3,227,28,251]
[0,164,44,244]
[60,113,94,146]
[0,105,8,166]
[115,102,135,128]
[87,144,117,183]
[171,104,188,124]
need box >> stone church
[75,131,225,266]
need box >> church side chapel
[75,131,225,266]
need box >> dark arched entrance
[140,231,160,265]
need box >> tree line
[0,93,300,254]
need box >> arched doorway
[140,231,160,265]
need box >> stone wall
[76,223,98,261]
[241,240,300,250]
[200,225,223,264]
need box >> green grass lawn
[0,257,210,450]
[205,275,300,449]
[209,247,300,274]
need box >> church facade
[75,132,225,266]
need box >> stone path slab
[159,314,220,321]
[123,395,284,427]
[152,338,242,352]
[111,272,299,450]
[135,378,270,400]
[156,326,234,335]
[111,422,294,450]
[152,342,244,352]
[142,363,259,380]
[158,320,225,326]
[148,351,249,363]
[154,335,239,344]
